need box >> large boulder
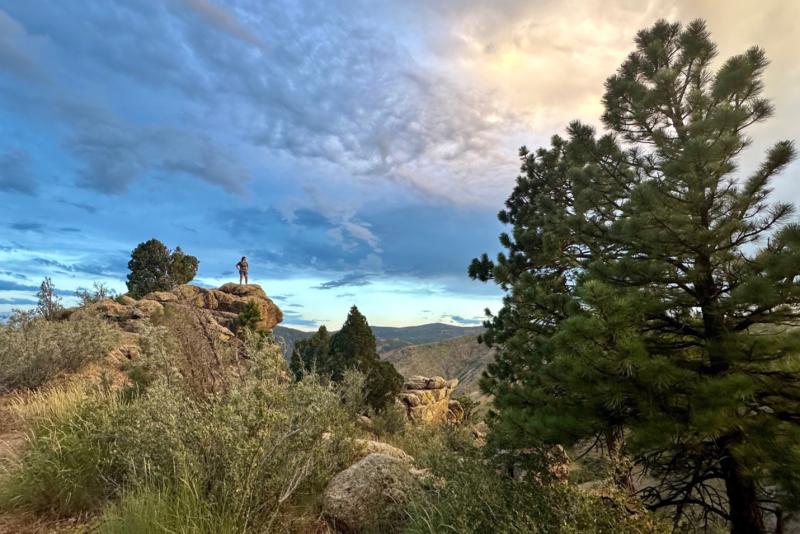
[323,453,419,532]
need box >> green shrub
[370,402,407,436]
[0,311,120,392]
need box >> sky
[1,0,798,330]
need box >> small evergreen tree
[472,20,800,533]
[169,246,199,286]
[290,325,330,379]
[36,277,63,320]
[236,300,263,333]
[327,306,378,379]
[126,239,199,298]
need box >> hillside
[382,334,495,400]
[274,323,484,357]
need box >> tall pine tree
[473,20,800,533]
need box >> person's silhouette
[235,256,249,284]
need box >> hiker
[235,256,249,284]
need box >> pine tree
[126,239,199,298]
[314,306,404,411]
[290,325,330,379]
[473,20,800,533]
[328,306,379,380]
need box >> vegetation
[0,310,119,392]
[471,19,799,532]
[75,282,116,306]
[236,299,265,333]
[291,306,404,412]
[0,321,358,531]
[126,239,198,298]
[35,277,62,320]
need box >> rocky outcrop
[84,283,283,337]
[323,453,419,532]
[398,375,460,424]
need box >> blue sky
[1,0,798,329]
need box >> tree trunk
[721,455,765,534]
[606,426,635,493]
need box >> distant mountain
[273,322,484,358]
[382,334,496,400]
[371,323,484,352]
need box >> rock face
[323,453,419,532]
[398,375,460,424]
[85,283,283,336]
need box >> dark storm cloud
[0,150,37,194]
[314,273,371,290]
[0,280,39,291]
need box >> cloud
[314,273,371,290]
[447,314,483,326]
[0,297,37,305]
[178,0,265,48]
[0,150,37,194]
[0,280,39,291]
[0,9,47,82]
[336,292,356,298]
[282,310,318,328]
[10,222,44,232]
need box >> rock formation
[80,283,283,339]
[323,452,420,532]
[398,375,461,424]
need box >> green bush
[0,311,119,392]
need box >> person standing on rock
[236,256,249,285]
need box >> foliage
[471,19,800,532]
[167,246,199,286]
[328,306,378,379]
[126,239,198,298]
[452,395,480,425]
[397,426,659,534]
[369,402,407,436]
[236,299,263,333]
[290,325,330,379]
[0,324,358,531]
[289,307,403,412]
[75,282,116,306]
[36,277,62,320]
[0,311,119,392]
[328,306,403,411]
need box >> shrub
[75,282,116,306]
[0,311,119,392]
[400,426,660,534]
[1,330,358,530]
[370,402,407,436]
